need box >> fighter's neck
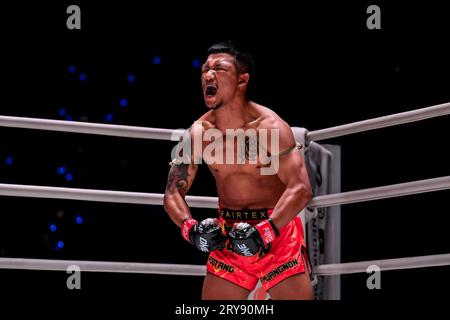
[213,101,250,131]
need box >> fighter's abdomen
[213,171,285,209]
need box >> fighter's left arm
[264,118,313,230]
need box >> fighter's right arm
[163,161,198,227]
[163,124,202,228]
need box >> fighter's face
[201,53,240,109]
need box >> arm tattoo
[166,163,190,192]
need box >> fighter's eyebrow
[214,62,229,68]
[203,61,228,68]
[215,60,233,66]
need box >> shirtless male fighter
[164,42,313,300]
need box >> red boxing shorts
[206,208,310,292]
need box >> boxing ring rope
[0,102,449,142]
[307,101,450,141]
[0,258,206,276]
[315,253,450,276]
[1,175,449,208]
[1,253,450,276]
[0,115,185,141]
[0,101,449,278]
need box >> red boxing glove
[181,217,226,252]
[181,218,198,243]
[254,218,280,246]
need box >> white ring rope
[0,183,217,208]
[1,175,449,208]
[0,115,185,141]
[315,253,450,276]
[307,101,450,141]
[308,175,450,208]
[0,258,206,276]
[0,102,449,141]
[0,253,449,276]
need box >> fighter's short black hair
[207,41,256,100]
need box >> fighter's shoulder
[197,111,216,128]
[186,112,215,136]
[254,104,295,147]
[255,104,291,132]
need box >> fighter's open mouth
[205,85,217,96]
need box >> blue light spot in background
[50,224,57,232]
[5,156,13,166]
[153,56,161,65]
[68,65,76,74]
[119,99,128,108]
[57,241,64,249]
[104,113,114,122]
[65,173,73,181]
[57,166,67,175]
[79,73,87,81]
[192,60,201,68]
[75,215,84,225]
[59,108,67,116]
[127,74,136,82]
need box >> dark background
[0,1,449,301]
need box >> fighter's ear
[238,73,250,87]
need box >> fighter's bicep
[276,150,308,187]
